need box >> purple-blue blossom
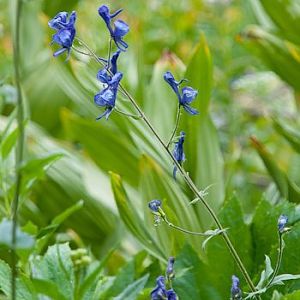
[150,275,178,300]
[231,275,242,300]
[164,71,198,115]
[48,11,77,58]
[148,200,162,212]
[94,72,123,120]
[278,215,288,233]
[173,131,186,179]
[98,5,129,51]
[97,50,121,84]
[166,257,175,279]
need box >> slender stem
[72,46,94,57]
[166,105,181,148]
[162,215,218,236]
[74,38,260,298]
[11,0,24,299]
[114,107,142,119]
[266,232,284,289]
[107,38,112,68]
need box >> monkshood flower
[231,275,242,300]
[94,72,123,120]
[48,11,76,58]
[98,5,129,51]
[166,257,175,280]
[164,71,198,115]
[150,275,178,300]
[173,131,186,179]
[97,50,121,84]
[278,214,288,233]
[148,199,162,212]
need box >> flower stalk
[11,0,24,299]
[75,37,260,299]
[166,105,181,148]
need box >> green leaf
[205,195,253,296]
[35,200,84,253]
[270,274,300,287]
[31,279,68,300]
[283,290,300,299]
[110,172,166,261]
[113,273,149,300]
[0,260,37,300]
[256,255,274,289]
[182,34,224,226]
[31,243,74,299]
[0,219,34,250]
[251,136,300,203]
[78,247,116,300]
[0,126,18,159]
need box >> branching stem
[76,37,260,299]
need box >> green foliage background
[1,0,300,299]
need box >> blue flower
[49,11,77,58]
[151,276,166,300]
[150,276,177,300]
[278,215,288,233]
[164,71,198,115]
[148,200,162,212]
[97,50,121,84]
[173,131,186,179]
[166,257,175,279]
[98,5,129,51]
[94,72,123,120]
[231,275,242,300]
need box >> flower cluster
[48,11,77,58]
[98,5,129,51]
[173,131,186,179]
[164,71,198,115]
[151,257,178,300]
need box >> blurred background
[1,0,300,299]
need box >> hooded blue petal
[231,275,242,299]
[148,200,161,212]
[48,11,68,30]
[181,86,198,104]
[278,215,288,233]
[164,71,181,101]
[173,131,186,179]
[151,276,167,300]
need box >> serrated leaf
[31,279,68,300]
[31,243,74,299]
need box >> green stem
[114,107,142,119]
[166,105,181,148]
[266,232,284,289]
[11,0,24,299]
[161,214,222,236]
[74,38,260,299]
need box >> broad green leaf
[0,260,37,300]
[205,195,253,297]
[283,290,300,299]
[0,219,34,250]
[256,255,274,289]
[31,243,74,299]
[110,172,166,261]
[251,136,300,203]
[114,273,149,300]
[182,34,224,226]
[31,279,68,300]
[174,244,221,299]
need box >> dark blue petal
[48,12,68,30]
[166,289,177,300]
[164,71,181,101]
[98,5,113,35]
[113,19,129,37]
[68,11,77,26]
[94,88,115,107]
[114,38,128,51]
[166,257,175,278]
[181,86,198,104]
[148,200,161,212]
[110,8,123,18]
[150,276,167,300]
[110,50,121,75]
[231,275,242,299]
[183,104,199,115]
[97,69,112,84]
[96,107,113,121]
